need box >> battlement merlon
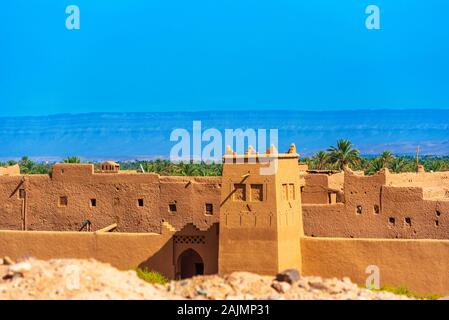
[222,143,299,162]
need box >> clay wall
[0,222,219,279]
[0,164,20,176]
[301,236,449,295]
[300,174,330,204]
[0,175,24,230]
[386,171,449,200]
[302,169,449,239]
[300,172,344,205]
[302,204,347,237]
[4,227,449,295]
[386,171,449,188]
[3,162,449,240]
[0,164,221,233]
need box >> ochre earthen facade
[302,167,449,239]
[0,163,221,233]
[1,145,449,294]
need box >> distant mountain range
[0,110,448,161]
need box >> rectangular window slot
[250,184,263,201]
[328,192,337,204]
[205,203,213,215]
[233,184,246,201]
[59,196,68,207]
[169,203,177,213]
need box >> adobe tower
[218,144,304,275]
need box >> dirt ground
[0,257,411,300]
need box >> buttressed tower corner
[218,143,303,275]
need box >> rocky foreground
[0,257,410,300]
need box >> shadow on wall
[137,223,219,280]
[137,239,175,280]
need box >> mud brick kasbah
[1,143,449,295]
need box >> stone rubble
[275,269,300,284]
[167,271,412,300]
[0,257,181,300]
[0,257,412,300]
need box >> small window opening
[356,206,362,214]
[205,203,213,215]
[59,196,68,207]
[388,217,395,226]
[405,217,412,226]
[328,192,337,204]
[138,199,144,207]
[233,184,246,201]
[90,199,97,207]
[169,203,177,213]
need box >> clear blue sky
[1,0,448,117]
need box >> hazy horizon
[1,110,448,159]
[2,108,449,119]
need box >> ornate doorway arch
[177,249,204,279]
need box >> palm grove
[1,140,448,176]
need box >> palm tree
[197,165,210,176]
[390,157,407,173]
[424,159,443,172]
[313,151,328,170]
[178,162,200,176]
[354,157,370,171]
[379,150,394,168]
[300,157,314,170]
[19,156,35,174]
[327,139,361,170]
[63,156,81,163]
[366,157,385,175]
